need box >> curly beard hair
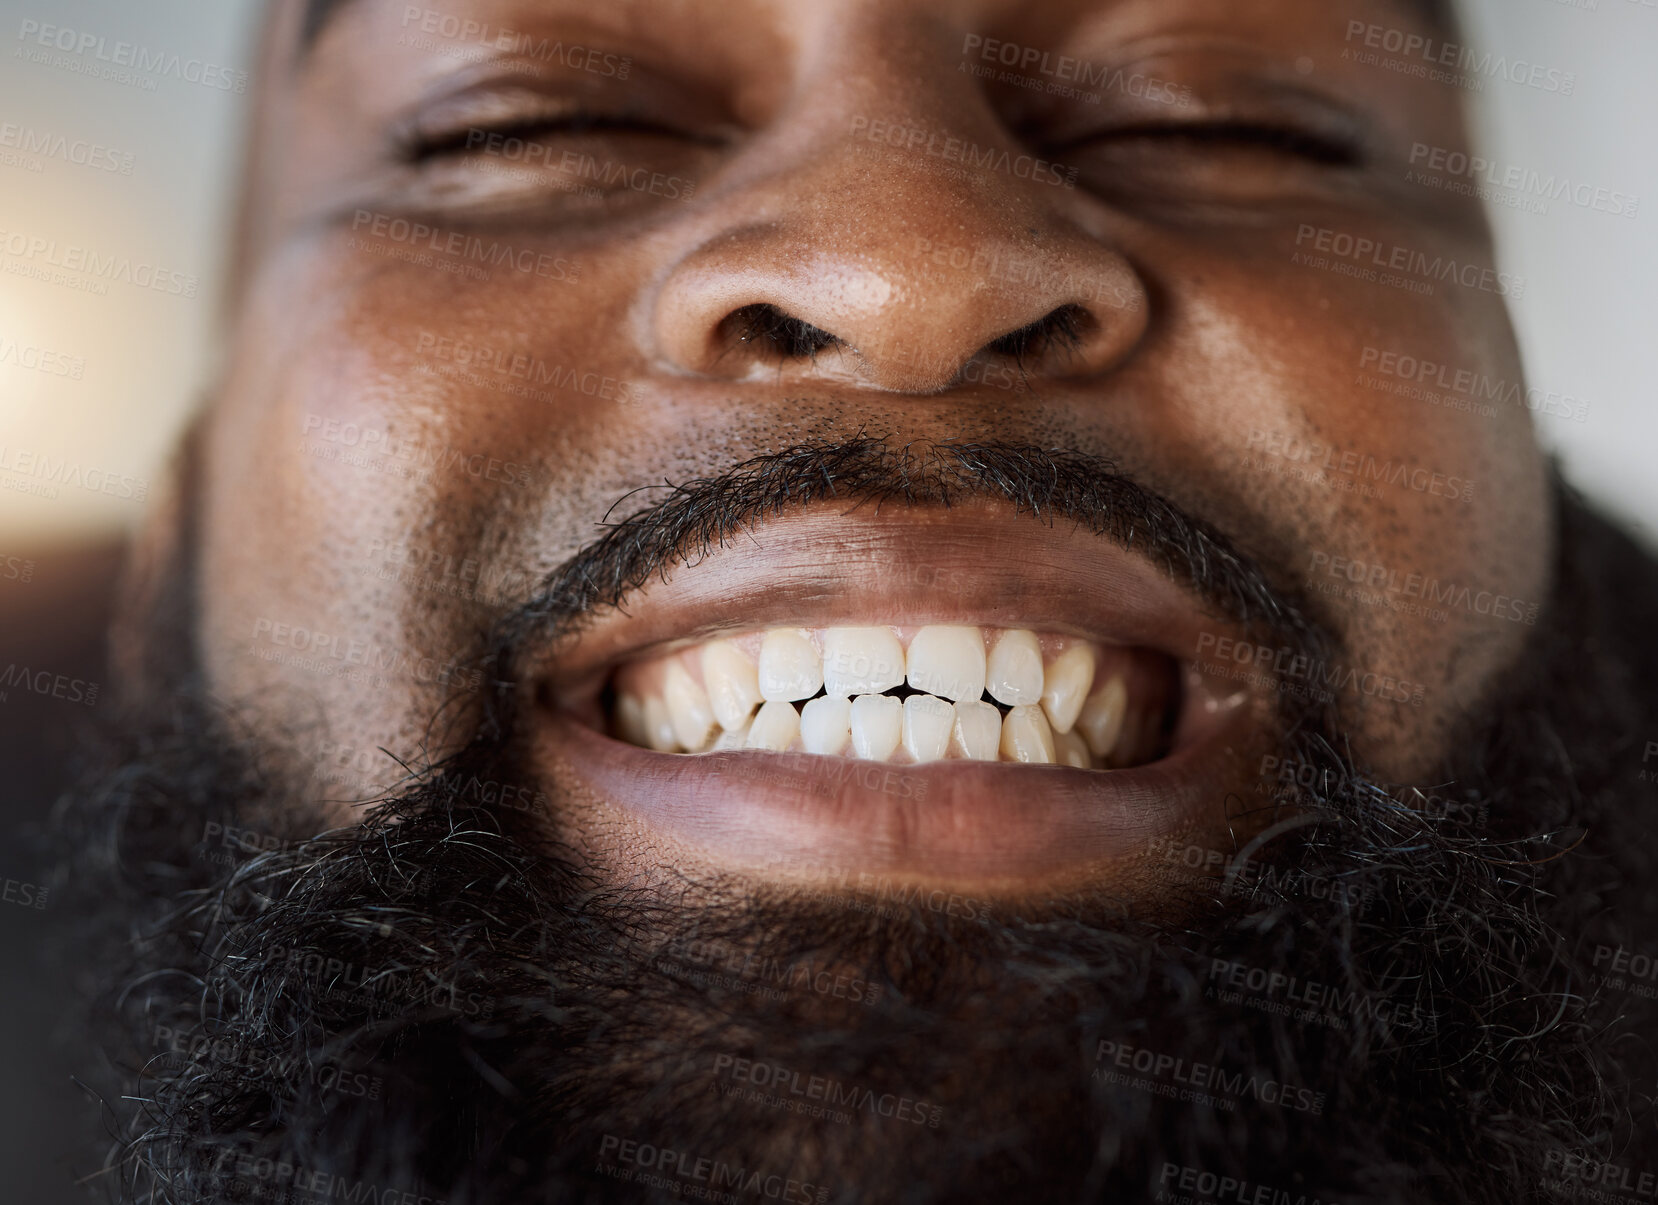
[54,443,1658,1205]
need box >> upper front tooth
[615,692,651,747]
[987,629,1044,706]
[906,625,987,703]
[758,628,823,701]
[951,699,1001,760]
[745,699,801,752]
[663,661,717,751]
[823,627,906,697]
[902,694,954,763]
[1000,704,1056,763]
[799,695,852,755]
[1077,675,1128,759]
[700,640,763,730]
[1040,645,1095,735]
[849,693,902,760]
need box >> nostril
[982,304,1095,366]
[721,303,842,360]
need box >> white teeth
[849,693,902,760]
[745,699,801,752]
[616,692,651,747]
[799,695,852,756]
[950,699,1002,760]
[1000,704,1055,764]
[1040,644,1095,735]
[905,625,987,703]
[663,661,717,751]
[643,695,680,752]
[822,626,906,698]
[700,640,763,730]
[902,694,954,763]
[1053,727,1091,769]
[1077,675,1128,759]
[987,629,1044,706]
[758,628,823,702]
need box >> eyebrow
[297,0,1456,58]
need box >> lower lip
[531,701,1257,887]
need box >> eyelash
[402,114,1362,170]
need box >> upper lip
[537,498,1250,705]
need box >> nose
[646,48,1148,394]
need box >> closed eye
[1082,121,1366,168]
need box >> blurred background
[0,0,1653,1199]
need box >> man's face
[195,0,1547,904]
[94,0,1623,1198]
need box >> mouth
[530,502,1272,891]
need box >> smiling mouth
[604,626,1181,769]
[530,503,1270,888]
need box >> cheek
[1127,248,1551,781]
[195,250,528,784]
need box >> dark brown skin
[158,0,1551,903]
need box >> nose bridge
[646,15,1148,393]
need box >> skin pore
[61,0,1658,1200]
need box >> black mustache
[490,436,1330,676]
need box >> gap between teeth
[611,625,1159,769]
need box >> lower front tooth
[1000,704,1055,764]
[1053,727,1091,769]
[745,699,801,752]
[800,695,852,755]
[902,694,953,763]
[850,693,902,760]
[643,695,680,752]
[1077,676,1127,759]
[664,662,717,751]
[951,700,1001,760]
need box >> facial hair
[56,442,1658,1205]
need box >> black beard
[54,444,1658,1205]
